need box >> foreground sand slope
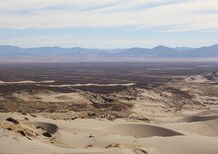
[1,111,218,154]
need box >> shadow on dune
[177,115,218,123]
[195,110,218,116]
[33,122,58,134]
[105,124,183,138]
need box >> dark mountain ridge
[0,44,218,58]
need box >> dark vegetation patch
[17,130,26,137]
[6,117,19,125]
[7,127,12,131]
[164,87,193,99]
[67,102,132,120]
[42,132,52,138]
[72,85,128,94]
[92,103,129,112]
[0,84,75,95]
[68,104,91,112]
[0,62,217,94]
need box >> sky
[0,0,218,48]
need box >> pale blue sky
[0,0,218,48]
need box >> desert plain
[0,61,218,154]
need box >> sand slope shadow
[105,124,183,138]
[195,110,218,116]
[33,122,58,134]
[177,115,218,123]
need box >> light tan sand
[1,111,218,154]
[46,83,136,87]
[12,91,92,104]
[0,80,55,84]
[184,75,210,83]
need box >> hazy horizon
[0,44,217,50]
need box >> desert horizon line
[1,44,218,50]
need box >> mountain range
[0,44,218,59]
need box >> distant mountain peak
[153,45,170,49]
[211,44,218,48]
[156,45,166,48]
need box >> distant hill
[0,44,218,59]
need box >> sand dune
[162,111,218,137]
[104,124,183,138]
[1,111,218,154]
